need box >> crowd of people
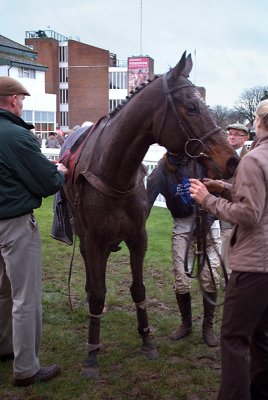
[1,75,268,400]
[33,122,93,150]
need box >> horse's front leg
[82,316,101,379]
[79,237,108,378]
[126,231,158,360]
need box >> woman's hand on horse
[189,178,209,204]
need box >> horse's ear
[171,51,193,79]
[183,54,193,78]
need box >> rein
[183,158,229,306]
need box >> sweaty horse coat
[58,52,239,377]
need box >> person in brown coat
[189,99,268,400]
[220,122,249,274]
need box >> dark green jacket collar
[0,108,34,131]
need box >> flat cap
[0,76,30,96]
[226,123,248,134]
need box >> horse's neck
[78,79,164,191]
[96,112,154,190]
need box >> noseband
[158,73,221,160]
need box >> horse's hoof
[80,367,100,379]
[141,345,158,360]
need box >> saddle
[50,123,95,245]
[59,125,94,183]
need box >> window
[60,111,68,127]
[34,123,55,138]
[60,89,68,104]
[59,46,68,62]
[21,110,33,122]
[109,71,127,89]
[34,111,54,123]
[34,111,55,137]
[59,68,68,83]
[18,67,36,79]
[21,110,55,138]
[109,99,125,112]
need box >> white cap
[81,121,94,127]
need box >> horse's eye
[187,103,198,113]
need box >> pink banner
[128,57,150,92]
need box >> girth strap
[80,170,137,198]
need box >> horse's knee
[88,292,106,316]
[130,283,145,303]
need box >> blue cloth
[171,177,193,205]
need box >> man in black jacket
[147,152,221,347]
[0,76,68,386]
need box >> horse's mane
[108,75,161,118]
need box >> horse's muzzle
[224,156,240,179]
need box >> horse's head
[154,51,239,179]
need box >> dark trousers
[218,272,268,400]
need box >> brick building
[0,34,57,138]
[25,30,110,131]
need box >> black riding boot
[203,292,218,347]
[170,292,192,341]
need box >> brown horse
[64,52,239,378]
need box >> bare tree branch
[235,86,268,125]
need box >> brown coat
[203,132,268,272]
[220,145,247,230]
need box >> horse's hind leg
[126,232,158,360]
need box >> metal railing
[41,147,60,161]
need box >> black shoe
[13,364,60,387]
[0,353,14,362]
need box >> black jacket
[147,155,207,219]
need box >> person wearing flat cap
[226,122,249,158]
[0,76,68,386]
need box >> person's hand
[56,163,68,176]
[189,178,209,204]
[201,178,225,193]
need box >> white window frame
[18,67,36,79]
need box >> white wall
[0,67,56,113]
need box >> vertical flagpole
[140,0,143,55]
[194,48,197,84]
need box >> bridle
[158,73,221,160]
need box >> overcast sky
[2,0,268,107]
